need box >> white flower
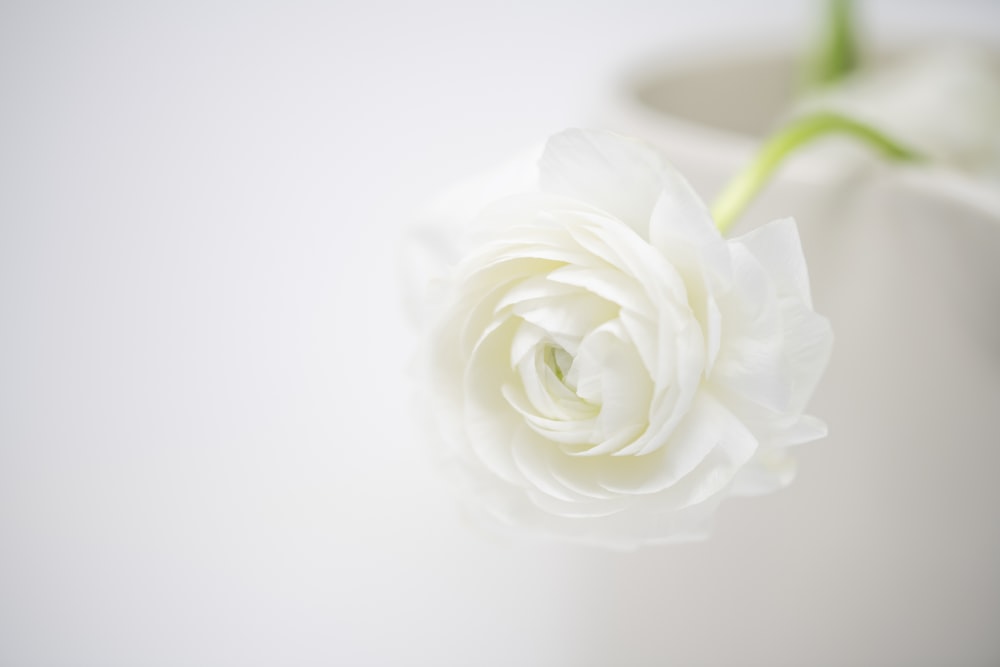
[419,129,832,549]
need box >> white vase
[571,44,1000,665]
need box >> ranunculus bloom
[419,129,832,549]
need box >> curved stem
[711,112,920,235]
[801,0,860,91]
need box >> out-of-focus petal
[733,217,814,307]
[540,129,698,239]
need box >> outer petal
[534,498,721,551]
[401,145,542,324]
[728,448,797,497]
[732,217,814,307]
[596,393,758,501]
[539,129,707,240]
[709,245,793,413]
[649,190,733,372]
[733,218,833,415]
[647,180,723,262]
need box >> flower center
[543,343,574,386]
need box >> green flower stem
[711,112,920,235]
[802,0,859,91]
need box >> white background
[2,1,999,665]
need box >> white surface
[2,2,999,665]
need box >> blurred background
[1,1,999,665]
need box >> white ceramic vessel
[587,43,1000,665]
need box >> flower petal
[728,448,797,497]
[598,393,758,501]
[647,179,722,258]
[733,217,814,307]
[539,129,688,239]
